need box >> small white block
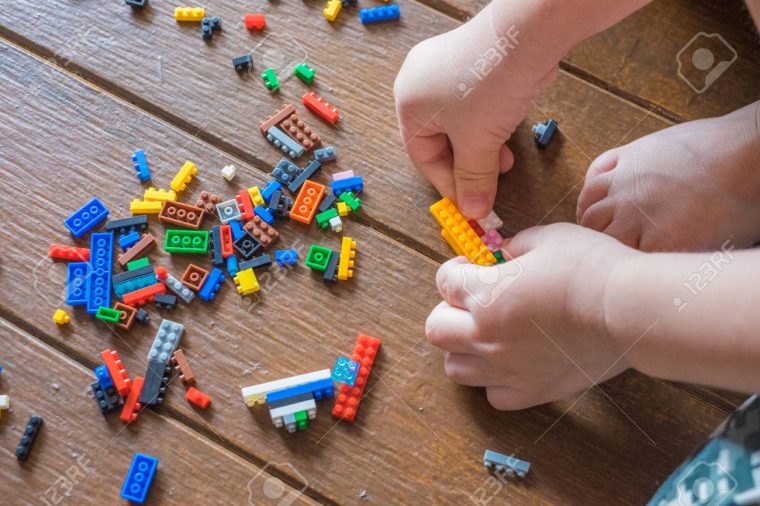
[220,164,237,181]
[329,216,343,233]
[477,210,503,232]
[0,394,9,410]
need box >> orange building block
[101,349,132,397]
[332,334,381,422]
[185,387,212,409]
[120,376,144,423]
[122,282,166,307]
[290,180,325,224]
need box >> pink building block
[332,170,355,181]
[481,230,503,252]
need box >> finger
[449,131,501,219]
[405,132,455,199]
[444,352,492,386]
[425,302,480,354]
[498,144,515,174]
[435,257,471,309]
[576,172,611,223]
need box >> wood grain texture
[0,41,737,504]
[0,318,318,506]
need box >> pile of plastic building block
[429,197,507,265]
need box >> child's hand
[394,6,559,219]
[425,223,640,409]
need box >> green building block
[293,63,315,85]
[493,250,506,264]
[305,245,332,272]
[164,229,209,254]
[294,410,308,430]
[261,68,280,91]
[315,208,338,229]
[126,257,150,271]
[339,191,361,212]
[96,306,121,323]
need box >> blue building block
[332,357,360,386]
[287,160,321,193]
[253,205,275,226]
[228,219,245,241]
[274,249,298,267]
[238,254,272,271]
[267,128,305,159]
[210,225,225,267]
[131,149,152,182]
[331,176,363,196]
[66,261,89,306]
[266,377,335,404]
[85,232,113,314]
[120,453,158,504]
[94,364,114,390]
[64,198,109,238]
[532,119,558,149]
[359,4,400,24]
[198,267,225,302]
[314,146,336,164]
[118,230,141,251]
[483,450,530,478]
[260,180,282,204]
[226,254,239,278]
[271,158,303,187]
[113,273,158,298]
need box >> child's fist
[426,223,640,409]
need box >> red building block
[332,334,381,422]
[101,349,132,397]
[236,189,255,221]
[120,376,144,423]
[185,387,212,409]
[122,282,166,307]
[220,225,233,258]
[244,13,266,30]
[48,244,90,262]
[467,219,485,237]
[302,92,339,124]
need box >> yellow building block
[52,309,70,325]
[234,268,260,295]
[429,197,497,266]
[336,202,349,216]
[323,0,342,21]
[130,198,163,215]
[143,187,177,202]
[174,7,205,22]
[338,237,356,281]
[171,161,198,192]
[247,186,265,207]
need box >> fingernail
[460,197,488,218]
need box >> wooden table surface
[0,1,757,504]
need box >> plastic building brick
[64,197,109,238]
[139,359,171,406]
[232,54,253,73]
[260,180,282,204]
[483,450,530,478]
[234,232,264,260]
[164,230,208,254]
[130,199,162,215]
[239,254,273,271]
[269,192,293,217]
[195,190,222,215]
[330,217,343,232]
[201,16,222,40]
[181,264,209,291]
[323,0,342,21]
[171,349,195,385]
[318,193,337,213]
[332,357,360,386]
[244,13,266,30]
[101,349,132,397]
[126,1,147,10]
[316,208,338,229]
[468,219,485,238]
[148,319,185,363]
[117,233,157,267]
[229,219,245,241]
[493,250,506,264]
[113,302,137,330]
[481,229,503,252]
[259,104,297,134]
[91,380,122,414]
[113,271,157,299]
[241,369,332,407]
[477,210,504,232]
[48,244,90,262]
[170,161,198,192]
[120,231,141,252]
[336,202,349,216]
[287,159,322,193]
[158,201,205,229]
[333,334,382,421]
[174,6,204,21]
[220,225,233,258]
[290,180,325,224]
[218,164,237,182]
[266,126,304,159]
[156,267,195,304]
[16,416,43,461]
[234,267,260,295]
[266,377,333,404]
[314,146,336,163]
[226,254,239,277]
[132,149,151,182]
[114,265,154,285]
[0,394,8,411]
[332,169,355,181]
[532,119,558,149]
[122,282,167,307]
[186,387,212,409]
[243,215,280,250]
[153,293,178,311]
[279,113,321,152]
[120,376,144,423]
[135,308,150,324]
[106,215,149,237]
[96,306,122,323]
[247,186,266,207]
[121,453,158,504]
[216,199,241,224]
[339,191,362,211]
[274,249,298,267]
[271,398,316,432]
[331,176,363,196]
[66,261,89,305]
[95,364,114,390]
[86,232,113,314]
[359,3,400,24]
[338,237,357,280]
[293,63,316,84]
[261,68,280,92]
[254,205,275,226]
[323,249,339,283]
[52,309,70,325]
[127,257,150,270]
[272,158,303,187]
[210,226,225,267]
[198,267,225,302]
[302,92,339,124]
[305,245,332,272]
[234,190,254,221]
[430,197,497,266]
[143,187,177,203]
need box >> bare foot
[577,101,760,251]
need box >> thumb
[450,132,501,219]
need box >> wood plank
[0,42,738,504]
[0,318,318,506]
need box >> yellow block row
[130,198,162,215]
[174,7,205,22]
[170,160,198,192]
[338,237,356,281]
[144,187,176,202]
[429,197,496,266]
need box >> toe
[603,217,642,250]
[579,200,615,232]
[498,144,515,174]
[587,149,619,179]
[577,172,612,222]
